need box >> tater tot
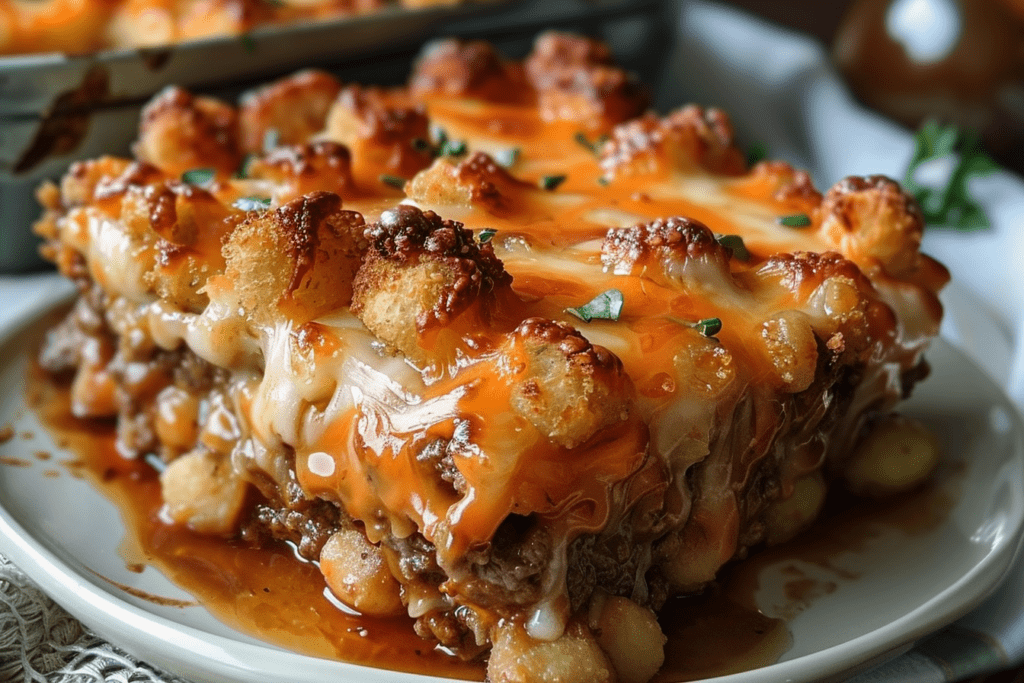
[488,619,616,683]
[320,528,404,617]
[844,415,940,496]
[590,594,666,683]
[160,449,247,535]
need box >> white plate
[1,287,1023,683]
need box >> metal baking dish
[0,0,671,272]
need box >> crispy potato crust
[526,31,649,128]
[410,38,529,104]
[34,32,948,683]
[351,204,511,362]
[505,317,633,448]
[136,87,241,176]
[601,106,746,179]
[239,70,343,154]
[223,191,366,322]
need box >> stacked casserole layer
[34,33,947,683]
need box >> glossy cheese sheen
[137,147,922,599]
[64,97,935,571]
[24,362,485,680]
[23,357,959,682]
[32,37,948,681]
[72,141,924,516]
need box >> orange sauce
[24,360,485,681]
[23,78,950,679]
[19,357,956,682]
[654,591,792,682]
[650,471,955,682]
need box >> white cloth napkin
[664,2,1024,681]
[3,1,1024,681]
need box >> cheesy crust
[35,32,948,683]
[0,0,477,55]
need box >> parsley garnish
[715,234,750,261]
[903,119,998,230]
[745,141,768,166]
[495,147,520,168]
[478,228,497,244]
[380,174,407,190]
[778,213,812,228]
[566,289,624,323]
[438,138,467,157]
[574,131,609,155]
[421,127,468,158]
[240,33,256,52]
[181,168,215,186]
[540,175,567,191]
[235,154,257,179]
[234,196,272,211]
[695,317,722,337]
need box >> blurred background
[725,0,1024,174]
[2,0,1022,271]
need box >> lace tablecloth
[0,556,189,683]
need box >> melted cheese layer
[35,44,948,656]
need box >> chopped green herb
[597,176,610,186]
[413,129,468,158]
[778,213,812,228]
[240,33,256,52]
[438,138,467,157]
[903,119,998,230]
[566,289,624,323]
[478,228,497,244]
[745,141,768,166]
[380,174,407,190]
[540,175,567,191]
[574,131,610,155]
[181,168,215,186]
[262,0,284,7]
[427,127,468,158]
[262,128,279,153]
[234,154,257,180]
[495,147,520,168]
[233,196,272,211]
[715,234,750,261]
[695,317,722,337]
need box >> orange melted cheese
[0,0,485,55]
[33,34,948,677]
